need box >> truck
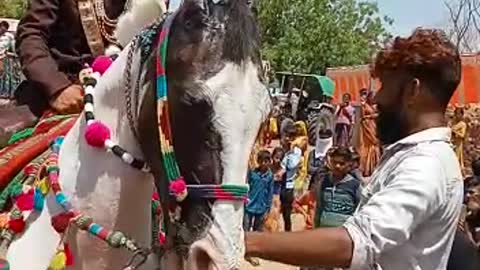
[274,71,336,145]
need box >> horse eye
[184,20,193,30]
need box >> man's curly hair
[372,28,461,106]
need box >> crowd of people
[244,32,480,269]
[245,93,374,266]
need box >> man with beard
[245,28,464,270]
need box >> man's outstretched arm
[246,153,446,268]
[246,227,353,268]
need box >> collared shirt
[0,32,14,53]
[281,147,303,190]
[343,127,463,270]
[246,169,274,215]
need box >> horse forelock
[221,0,261,65]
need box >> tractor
[274,72,336,145]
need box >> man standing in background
[335,93,355,147]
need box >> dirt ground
[240,214,305,270]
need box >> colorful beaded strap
[47,137,151,270]
[155,13,249,203]
[0,138,152,270]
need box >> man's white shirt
[344,127,463,270]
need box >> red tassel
[8,218,26,233]
[51,212,75,233]
[64,243,74,266]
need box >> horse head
[136,0,271,269]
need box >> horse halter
[154,12,249,206]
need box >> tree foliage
[256,0,393,74]
[0,0,27,19]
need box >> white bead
[122,153,134,164]
[104,139,115,149]
[84,103,94,113]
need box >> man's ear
[404,78,421,106]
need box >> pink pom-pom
[84,121,111,148]
[91,56,113,75]
[158,232,166,245]
[15,188,35,211]
[152,192,159,201]
[169,178,188,202]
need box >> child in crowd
[244,150,274,232]
[264,147,285,232]
[314,147,361,228]
[294,128,333,230]
[244,150,274,266]
[277,124,302,232]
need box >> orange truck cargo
[326,54,480,105]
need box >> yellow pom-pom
[48,251,66,270]
[38,178,50,195]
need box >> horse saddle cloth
[0,105,38,147]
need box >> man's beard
[376,105,408,145]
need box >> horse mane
[222,0,261,65]
[115,0,167,47]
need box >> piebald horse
[6,0,270,269]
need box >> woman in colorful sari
[293,121,309,196]
[451,107,467,170]
[0,20,22,99]
[357,89,381,177]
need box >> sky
[375,0,447,36]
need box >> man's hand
[49,84,84,114]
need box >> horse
[5,0,270,269]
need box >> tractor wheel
[307,115,318,146]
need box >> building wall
[326,54,480,105]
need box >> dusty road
[239,215,305,270]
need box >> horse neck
[60,46,154,223]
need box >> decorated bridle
[154,12,249,203]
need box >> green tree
[256,0,393,74]
[0,0,27,19]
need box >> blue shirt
[246,169,274,215]
[281,147,302,190]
